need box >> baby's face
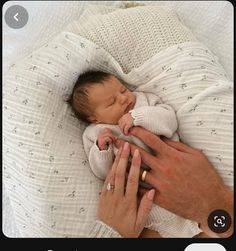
[87,76,136,124]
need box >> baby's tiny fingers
[124,124,131,135]
[121,123,126,134]
[110,134,117,142]
[104,136,111,143]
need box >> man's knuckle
[146,134,155,144]
[172,152,183,162]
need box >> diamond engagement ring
[106,183,115,191]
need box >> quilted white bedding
[3,1,233,237]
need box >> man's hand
[118,113,134,135]
[97,128,116,150]
[115,126,233,237]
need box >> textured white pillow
[65,5,197,73]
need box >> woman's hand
[114,127,233,237]
[97,142,155,237]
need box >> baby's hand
[97,128,116,150]
[118,113,134,135]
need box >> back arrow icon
[14,13,19,21]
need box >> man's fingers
[130,127,167,155]
[139,168,158,190]
[136,189,155,232]
[162,137,196,154]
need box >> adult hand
[97,141,155,237]
[115,127,233,237]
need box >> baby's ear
[66,94,73,105]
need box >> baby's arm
[130,104,178,138]
[83,127,115,180]
[88,143,114,180]
[120,104,177,139]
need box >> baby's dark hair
[67,70,113,123]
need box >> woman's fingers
[125,149,141,199]
[136,189,155,232]
[130,127,167,155]
[114,142,130,196]
[115,138,160,172]
[138,186,149,198]
[102,147,122,195]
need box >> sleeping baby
[67,70,202,238]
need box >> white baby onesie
[83,91,202,237]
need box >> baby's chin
[101,118,121,125]
[100,120,119,125]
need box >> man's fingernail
[147,189,155,201]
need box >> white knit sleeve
[88,220,122,238]
[89,142,114,180]
[82,126,114,180]
[130,104,178,138]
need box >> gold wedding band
[141,170,148,182]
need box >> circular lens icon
[4,5,28,29]
[208,209,231,234]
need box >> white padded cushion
[3,5,233,238]
[65,5,197,73]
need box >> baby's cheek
[113,109,124,123]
